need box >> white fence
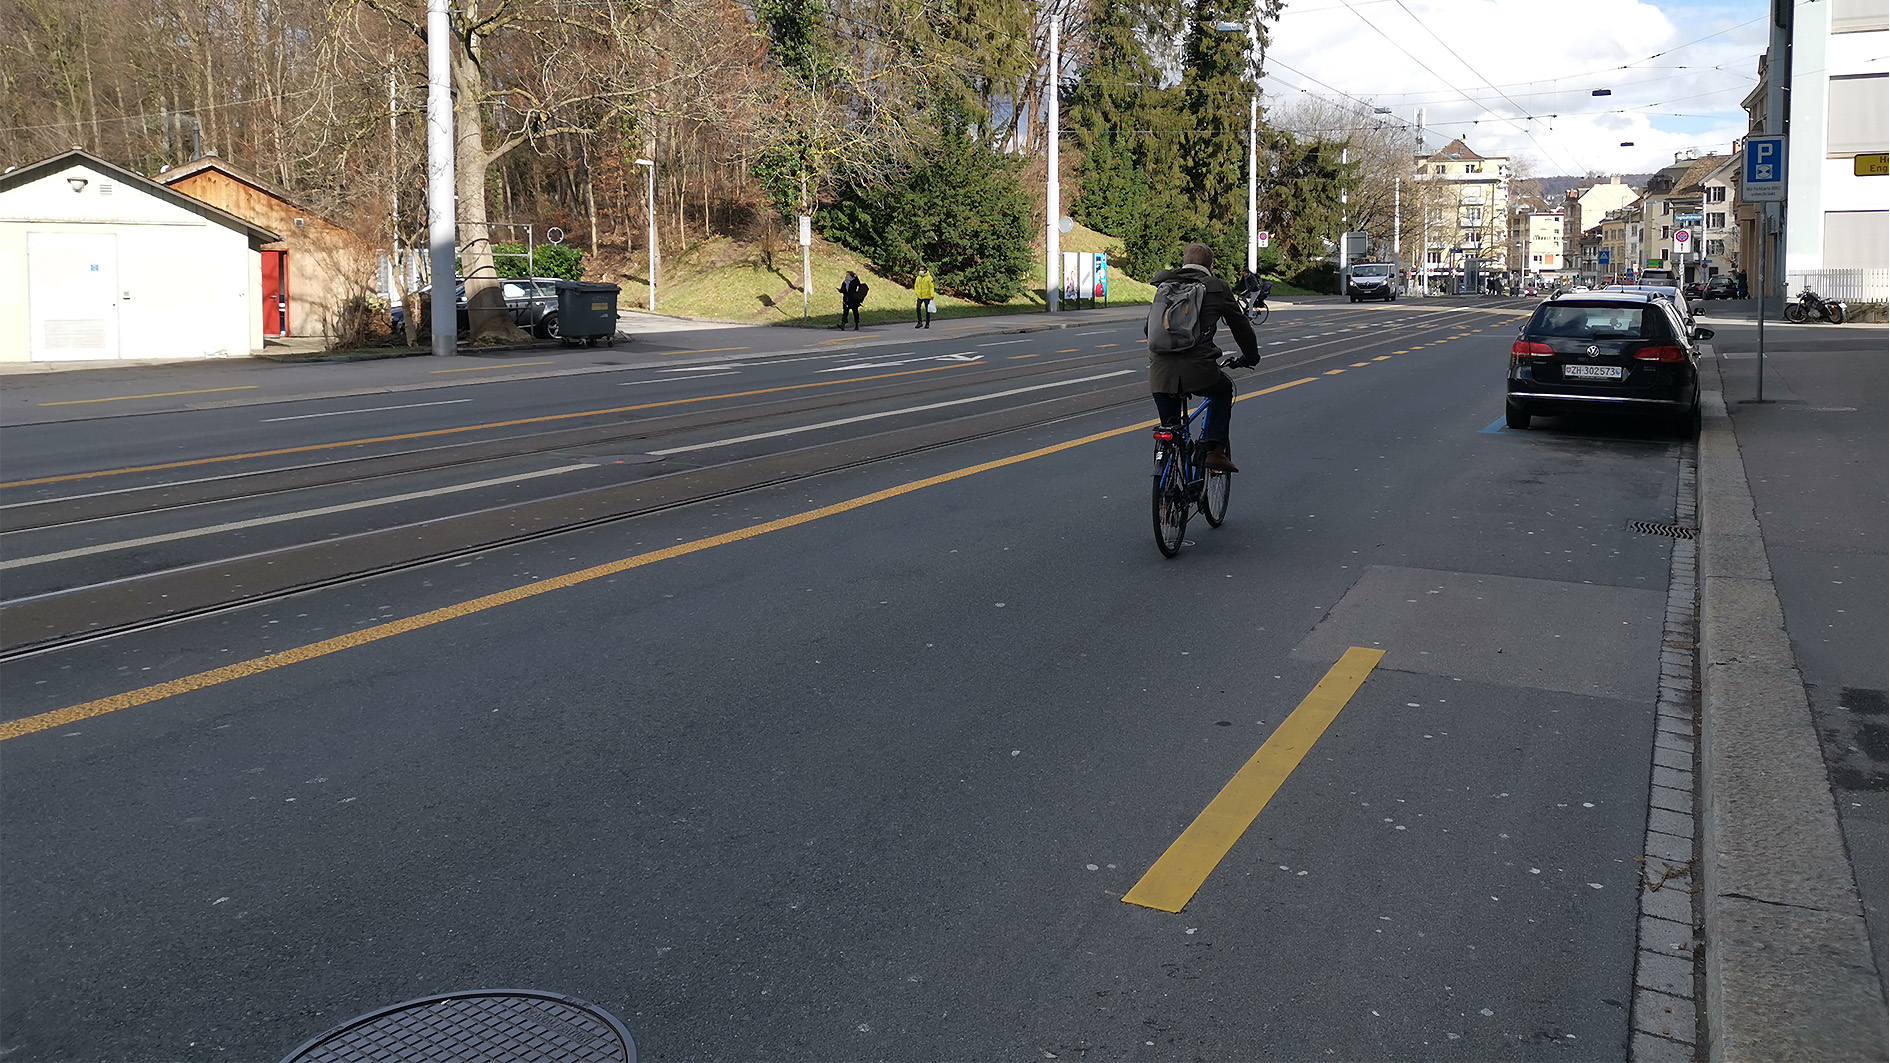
[1785,269,1890,301]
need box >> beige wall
[166,169,376,338]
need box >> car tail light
[1634,345,1686,362]
[1511,341,1553,356]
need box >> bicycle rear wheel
[1201,469,1232,527]
[1249,303,1270,326]
[1152,455,1188,557]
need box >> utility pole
[426,0,455,357]
[1045,21,1060,314]
[1247,94,1258,272]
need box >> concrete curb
[1697,356,1887,1060]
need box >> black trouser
[1153,372,1233,445]
[841,304,861,329]
[915,298,932,326]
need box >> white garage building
[0,149,282,363]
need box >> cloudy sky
[1259,0,1769,176]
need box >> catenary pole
[426,0,456,357]
[1046,21,1060,314]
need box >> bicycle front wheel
[1152,458,1189,557]
[1201,468,1232,527]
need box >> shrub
[491,242,584,280]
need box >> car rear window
[1532,304,1665,340]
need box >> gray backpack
[1147,277,1208,353]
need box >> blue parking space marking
[1480,417,1509,434]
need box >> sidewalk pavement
[1697,334,1887,1058]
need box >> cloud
[1260,0,1768,174]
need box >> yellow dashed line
[1009,354,1038,360]
[1123,647,1385,912]
[1056,349,1080,354]
[0,376,1323,740]
[1373,356,1392,361]
[1325,369,1347,375]
[39,386,259,407]
[1350,361,1372,367]
[0,365,968,490]
[1096,343,1120,349]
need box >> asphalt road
[2,301,1699,1061]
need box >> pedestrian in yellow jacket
[914,267,936,329]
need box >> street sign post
[1743,135,1787,202]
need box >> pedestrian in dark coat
[838,271,867,330]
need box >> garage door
[28,231,119,361]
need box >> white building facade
[0,150,278,363]
[1783,0,1889,295]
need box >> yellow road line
[0,365,966,490]
[1372,356,1392,361]
[429,361,555,374]
[1,375,1323,742]
[1096,344,1120,349]
[1009,354,1038,360]
[38,386,259,407]
[1324,369,1347,375]
[1350,361,1372,367]
[1122,646,1386,913]
[1056,349,1080,354]
[663,347,749,356]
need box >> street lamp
[635,158,655,312]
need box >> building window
[1662,226,1672,240]
[1834,0,1890,33]
[1706,240,1725,255]
[1434,165,1446,174]
[1462,206,1484,226]
[1828,74,1889,155]
[1706,186,1726,203]
[1427,250,1441,264]
[1707,212,1726,229]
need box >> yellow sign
[1857,153,1889,177]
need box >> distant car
[1601,283,1693,324]
[1684,281,1707,301]
[1705,276,1737,299]
[389,277,567,338]
[1505,291,1710,435]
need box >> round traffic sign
[1674,229,1690,245]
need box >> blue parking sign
[1744,135,1787,202]
[1598,250,1610,266]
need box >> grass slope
[616,221,1156,328]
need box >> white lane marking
[649,371,1135,456]
[976,339,1029,346]
[661,364,743,372]
[820,352,982,372]
[259,399,472,423]
[0,464,597,571]
[821,361,910,372]
[620,372,737,385]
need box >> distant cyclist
[1147,243,1259,473]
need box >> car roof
[1604,284,1682,296]
[1545,292,1662,305]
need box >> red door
[261,251,289,336]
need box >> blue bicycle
[1150,385,1234,558]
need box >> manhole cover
[283,989,636,1063]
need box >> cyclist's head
[1182,243,1214,268]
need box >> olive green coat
[1145,264,1259,394]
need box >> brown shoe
[1203,445,1239,473]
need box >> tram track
[0,311,1511,660]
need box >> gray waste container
[553,280,621,346]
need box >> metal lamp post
[634,158,655,312]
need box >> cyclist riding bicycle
[1148,243,1260,473]
[1233,269,1271,318]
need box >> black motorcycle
[1783,288,1846,324]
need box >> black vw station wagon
[1505,292,1711,434]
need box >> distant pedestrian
[913,267,936,329]
[837,271,868,330]
[1735,270,1749,299]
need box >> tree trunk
[450,34,526,344]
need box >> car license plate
[1564,365,1624,380]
